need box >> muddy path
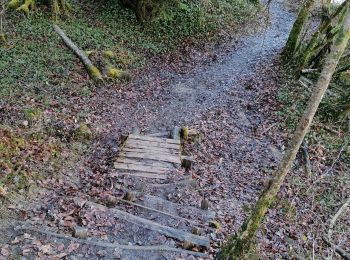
[122,0,295,129]
[1,1,297,259]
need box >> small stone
[124,192,135,202]
[209,220,221,229]
[182,240,194,250]
[200,198,209,210]
[73,226,88,239]
[22,120,29,127]
[74,123,92,141]
[96,250,106,257]
[191,227,203,235]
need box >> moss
[283,0,315,59]
[85,50,95,57]
[107,67,131,80]
[209,220,221,229]
[103,50,115,59]
[88,65,103,80]
[16,0,35,15]
[23,107,42,121]
[8,0,20,9]
[181,126,189,141]
[74,123,93,141]
[0,34,6,45]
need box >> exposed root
[8,0,70,16]
[16,0,34,15]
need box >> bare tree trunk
[283,0,315,60]
[222,5,350,259]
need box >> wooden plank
[113,163,168,174]
[116,158,175,169]
[146,132,170,138]
[129,134,180,145]
[87,202,210,248]
[143,195,216,220]
[126,139,180,149]
[123,147,179,155]
[111,172,168,180]
[125,143,179,153]
[120,152,181,164]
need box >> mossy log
[121,0,163,21]
[222,3,350,259]
[53,24,103,81]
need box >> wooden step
[142,195,216,220]
[123,147,180,155]
[125,143,178,153]
[111,172,168,180]
[116,158,175,169]
[120,151,181,164]
[146,132,170,138]
[87,202,210,248]
[129,134,180,145]
[126,139,180,150]
[113,163,169,174]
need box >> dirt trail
[128,0,294,129]
[1,1,297,259]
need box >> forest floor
[1,0,350,259]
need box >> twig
[323,196,350,260]
[301,140,312,178]
[302,68,319,73]
[259,122,278,136]
[324,141,348,176]
[314,123,340,135]
[15,225,208,257]
[323,237,350,260]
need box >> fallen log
[15,224,208,257]
[87,201,210,248]
[53,24,103,80]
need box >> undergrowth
[276,63,350,259]
[0,0,258,194]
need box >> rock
[200,198,209,210]
[209,220,221,229]
[191,227,203,235]
[182,240,194,250]
[73,226,88,239]
[106,194,118,206]
[339,70,350,85]
[74,123,92,141]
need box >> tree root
[8,0,70,17]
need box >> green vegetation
[0,125,61,192]
[1,0,256,97]
[0,0,257,194]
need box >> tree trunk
[222,4,350,259]
[300,1,347,69]
[283,0,315,60]
[121,0,162,21]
